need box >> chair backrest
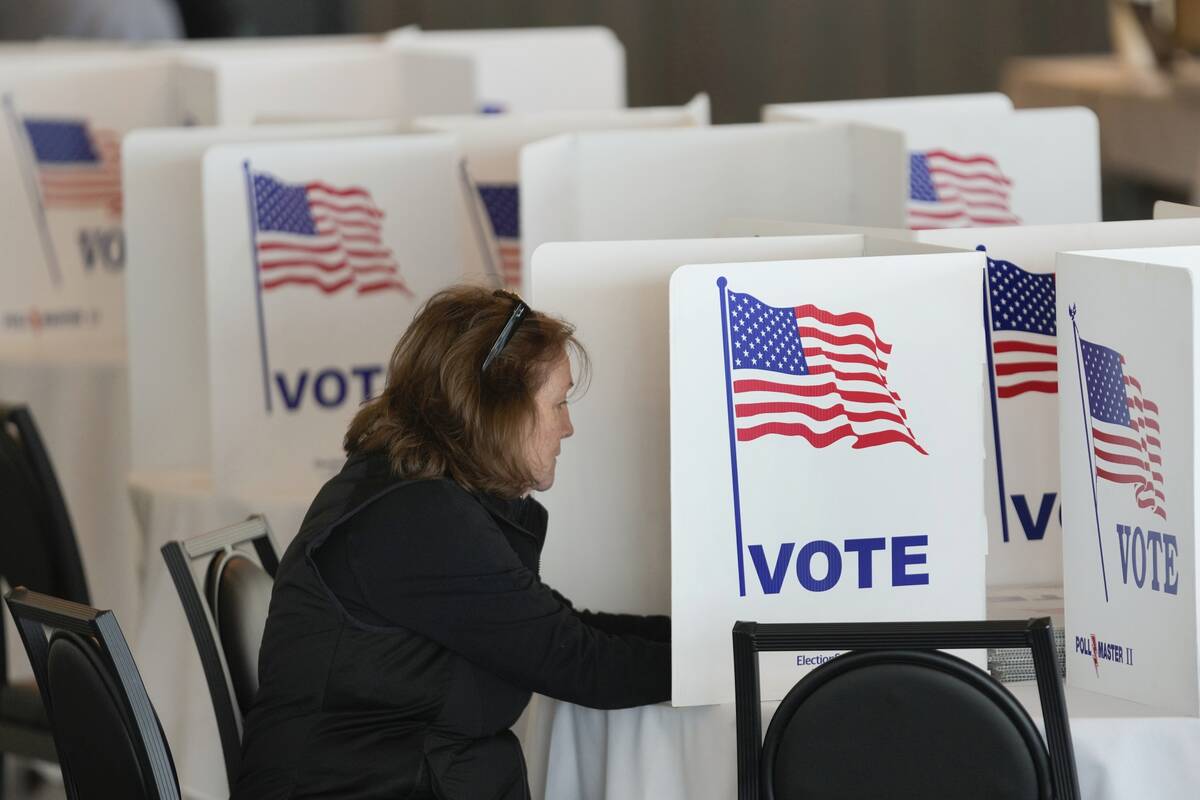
[161,515,279,788]
[732,619,1080,800]
[4,587,179,800]
[0,404,89,605]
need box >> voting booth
[175,46,476,126]
[531,235,984,703]
[414,94,709,291]
[0,51,179,353]
[202,135,475,496]
[388,26,625,113]
[765,98,1100,229]
[123,121,404,477]
[1058,245,1199,716]
[669,252,987,706]
[720,218,1200,591]
[521,123,908,277]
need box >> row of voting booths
[3,25,1200,797]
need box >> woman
[232,287,671,800]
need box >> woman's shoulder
[343,473,496,536]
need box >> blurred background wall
[175,0,1113,123]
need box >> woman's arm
[546,586,671,642]
[343,482,670,710]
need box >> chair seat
[0,680,50,729]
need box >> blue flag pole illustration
[242,160,274,414]
[1069,304,1109,603]
[978,246,1012,543]
[716,276,748,597]
[2,93,63,286]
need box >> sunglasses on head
[481,292,530,373]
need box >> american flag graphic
[724,289,926,454]
[23,118,122,214]
[908,149,1020,229]
[987,254,1057,398]
[1080,337,1165,520]
[477,184,521,288]
[250,170,410,297]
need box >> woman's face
[524,353,575,492]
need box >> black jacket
[232,452,671,800]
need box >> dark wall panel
[301,1,1111,122]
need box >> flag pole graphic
[242,160,273,414]
[457,159,503,289]
[717,277,748,597]
[1070,304,1109,603]
[978,248,1012,542]
[2,93,62,286]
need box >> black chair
[4,588,178,800]
[0,404,91,790]
[733,618,1080,800]
[161,515,279,788]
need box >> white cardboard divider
[414,94,709,292]
[521,123,907,278]
[530,234,968,622]
[719,217,1200,589]
[0,51,179,353]
[388,26,625,113]
[1155,201,1200,220]
[763,92,1013,120]
[202,135,473,496]
[123,120,402,475]
[765,105,1101,229]
[1057,245,1199,715]
[175,46,475,126]
[670,252,987,706]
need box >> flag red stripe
[735,400,906,426]
[357,278,412,296]
[305,181,372,199]
[995,380,1058,398]
[733,378,895,407]
[797,326,886,353]
[806,347,887,371]
[993,340,1057,356]
[1091,428,1144,451]
[805,363,887,388]
[924,149,1002,167]
[994,361,1056,376]
[258,257,397,274]
[1094,446,1148,471]
[927,165,1013,186]
[1094,466,1146,486]
[307,199,383,218]
[261,274,354,294]
[736,420,926,453]
[794,304,893,354]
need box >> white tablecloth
[127,473,1200,800]
[529,684,1200,800]
[0,349,139,641]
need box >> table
[531,684,1200,800]
[1003,54,1200,197]
[127,473,1200,800]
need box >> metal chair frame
[160,515,279,787]
[0,403,91,793]
[5,588,179,800]
[732,618,1080,800]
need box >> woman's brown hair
[344,285,587,498]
